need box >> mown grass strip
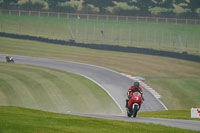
[0,62,121,115]
[0,106,199,133]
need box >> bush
[81,4,99,14]
[113,8,138,16]
[56,5,76,13]
[20,1,45,10]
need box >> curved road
[0,53,200,131]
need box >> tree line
[0,0,199,18]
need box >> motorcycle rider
[5,55,12,61]
[126,81,144,109]
[5,55,14,62]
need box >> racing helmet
[134,82,140,89]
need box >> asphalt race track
[0,53,167,114]
[0,53,200,131]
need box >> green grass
[138,110,200,121]
[0,14,200,54]
[0,62,121,115]
[146,79,200,109]
[0,106,199,133]
[0,37,200,110]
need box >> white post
[9,10,11,16]
[198,37,200,53]
[35,23,38,35]
[39,11,40,17]
[161,31,164,49]
[29,11,31,16]
[0,23,2,32]
[154,29,157,47]
[93,24,96,42]
[136,25,138,47]
[119,25,121,45]
[145,28,147,47]
[168,31,171,48]
[18,23,21,33]
[19,10,21,17]
[111,23,113,44]
[184,31,187,49]
[75,19,78,40]
[102,22,105,41]
[129,27,131,45]
[58,12,60,19]
[84,22,87,42]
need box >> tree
[0,0,18,9]
[83,0,115,13]
[156,0,174,8]
[21,1,45,11]
[186,0,200,14]
[127,0,154,15]
[44,0,69,11]
[175,0,200,17]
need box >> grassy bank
[0,14,199,54]
[0,62,121,115]
[0,106,198,133]
[146,79,200,109]
[139,110,200,121]
[0,37,200,110]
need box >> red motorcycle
[126,92,142,117]
[5,56,14,63]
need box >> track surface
[0,53,200,131]
[0,54,166,113]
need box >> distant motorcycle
[5,56,14,63]
[126,92,142,117]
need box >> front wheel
[127,108,132,117]
[133,105,138,117]
[127,112,132,117]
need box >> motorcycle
[126,92,142,117]
[5,56,14,63]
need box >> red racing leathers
[127,86,144,108]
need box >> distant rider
[5,55,11,61]
[5,55,14,62]
[126,82,144,109]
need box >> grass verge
[0,106,199,133]
[0,62,121,115]
[138,110,200,121]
